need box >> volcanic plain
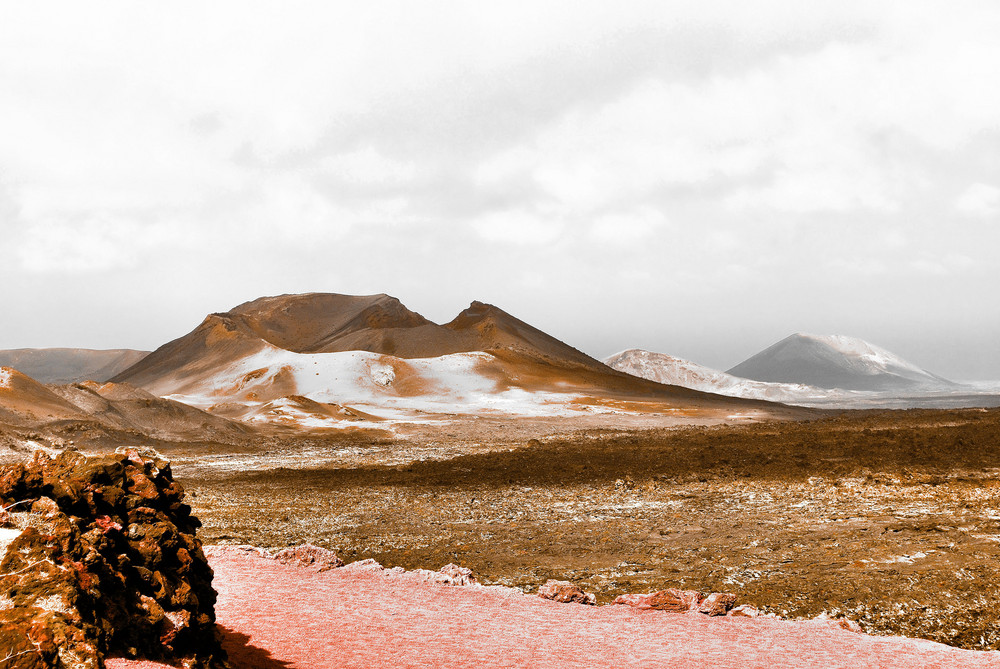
[134,407,1000,652]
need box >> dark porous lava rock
[0,450,226,669]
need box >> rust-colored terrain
[171,408,1000,651]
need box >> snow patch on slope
[0,368,12,389]
[165,348,589,427]
[795,334,927,376]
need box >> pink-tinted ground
[109,547,1000,669]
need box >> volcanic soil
[146,406,1000,652]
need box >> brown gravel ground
[164,407,1000,652]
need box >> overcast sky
[1,1,999,379]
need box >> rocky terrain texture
[0,451,224,669]
[182,407,1000,651]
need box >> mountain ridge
[111,292,629,395]
[0,348,150,384]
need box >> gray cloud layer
[1,1,998,379]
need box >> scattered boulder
[613,588,739,616]
[727,604,760,618]
[613,588,704,612]
[0,450,226,668]
[436,563,477,586]
[837,619,863,633]
[812,613,863,633]
[409,563,479,586]
[537,580,596,605]
[699,592,737,616]
[339,558,385,574]
[273,543,344,571]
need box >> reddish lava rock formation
[537,579,597,605]
[0,451,225,669]
[272,543,344,571]
[613,587,739,616]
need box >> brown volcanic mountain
[110,293,798,417]
[109,293,440,394]
[112,293,617,392]
[199,293,605,365]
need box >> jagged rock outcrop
[0,450,226,669]
[537,580,596,605]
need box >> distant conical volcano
[726,333,954,391]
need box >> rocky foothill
[0,450,225,669]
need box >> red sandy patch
[109,547,1000,669]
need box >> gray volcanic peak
[0,348,150,384]
[726,333,954,391]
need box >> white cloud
[17,216,173,274]
[472,208,565,245]
[955,183,1000,217]
[590,207,668,244]
[316,148,417,188]
[725,166,899,214]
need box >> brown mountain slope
[107,312,275,395]
[46,382,251,441]
[0,348,150,384]
[0,367,90,425]
[114,293,610,383]
[0,366,251,445]
[111,293,432,392]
